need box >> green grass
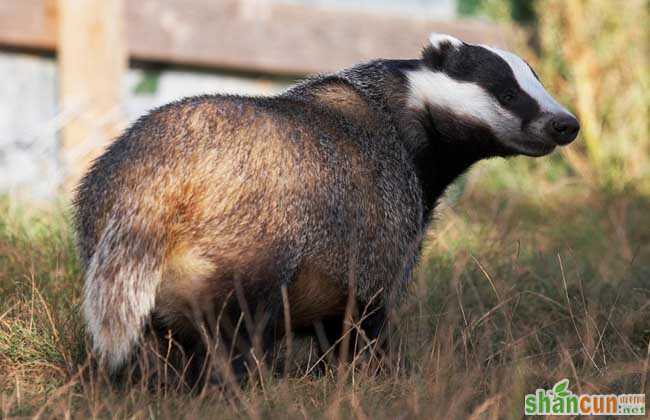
[1,178,648,418]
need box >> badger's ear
[428,33,463,49]
[422,33,463,70]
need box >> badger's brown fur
[75,70,424,379]
[74,35,579,384]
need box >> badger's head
[406,33,579,157]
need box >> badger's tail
[82,214,165,371]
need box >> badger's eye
[500,91,516,103]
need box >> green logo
[524,379,645,416]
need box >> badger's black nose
[545,114,580,145]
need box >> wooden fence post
[58,0,127,194]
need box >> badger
[74,33,579,383]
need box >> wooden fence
[0,0,504,192]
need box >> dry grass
[1,186,648,418]
[1,0,649,417]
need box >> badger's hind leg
[154,248,298,387]
[143,311,207,390]
[207,276,289,383]
[316,300,389,371]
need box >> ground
[1,156,648,417]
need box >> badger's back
[77,96,317,260]
[74,86,420,370]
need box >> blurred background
[0,0,446,198]
[1,0,646,199]
[0,0,479,198]
[0,1,648,417]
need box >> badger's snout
[544,113,580,145]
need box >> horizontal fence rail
[0,0,505,75]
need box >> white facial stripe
[429,33,462,49]
[406,69,518,135]
[482,46,571,116]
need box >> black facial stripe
[422,44,541,127]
